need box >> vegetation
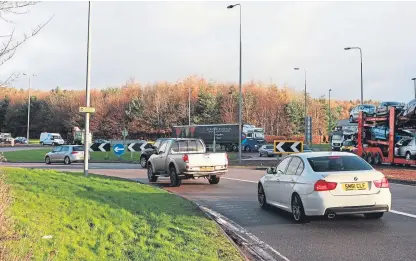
[0,77,377,143]
[2,149,141,163]
[0,168,243,261]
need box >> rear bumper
[325,205,389,215]
[182,170,227,176]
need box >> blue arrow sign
[113,144,125,156]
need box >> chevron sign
[127,142,148,152]
[89,142,111,152]
[273,140,303,154]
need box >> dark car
[376,101,404,116]
[399,99,416,121]
[139,138,174,168]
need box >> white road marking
[222,177,257,183]
[390,210,416,219]
[223,177,416,219]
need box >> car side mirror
[266,167,277,175]
[158,151,164,155]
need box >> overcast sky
[1,1,416,102]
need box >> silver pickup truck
[147,138,228,186]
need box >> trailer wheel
[232,145,238,152]
[362,152,368,162]
[374,153,381,165]
[367,152,374,164]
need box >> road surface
[2,162,416,261]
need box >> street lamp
[294,67,307,142]
[188,86,191,125]
[84,1,92,176]
[412,78,416,99]
[227,3,242,163]
[23,73,37,146]
[344,47,363,104]
[329,88,332,149]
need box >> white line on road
[222,177,257,183]
[223,177,416,219]
[390,210,416,219]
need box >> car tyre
[349,115,353,122]
[147,164,158,182]
[45,156,51,165]
[169,166,181,187]
[258,152,262,157]
[140,156,147,168]
[64,156,71,165]
[291,194,309,223]
[406,152,412,161]
[364,212,384,219]
[258,183,269,209]
[208,175,220,184]
[40,142,44,146]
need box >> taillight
[182,154,189,163]
[314,180,337,191]
[373,177,389,188]
[71,151,79,155]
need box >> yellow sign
[79,107,96,113]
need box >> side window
[171,141,179,153]
[54,146,62,152]
[178,140,188,152]
[188,140,197,152]
[158,142,168,154]
[196,140,205,152]
[286,157,301,175]
[295,160,304,175]
[276,157,291,174]
[61,146,69,152]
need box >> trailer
[172,124,265,152]
[355,107,416,166]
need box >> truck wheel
[367,152,374,164]
[374,153,381,165]
[140,156,147,168]
[169,166,181,187]
[147,164,158,182]
[208,175,220,184]
[244,146,251,152]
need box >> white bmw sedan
[258,152,391,222]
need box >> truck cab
[242,124,265,152]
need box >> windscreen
[343,140,353,146]
[52,135,62,139]
[332,135,342,140]
[307,155,373,172]
[386,102,400,106]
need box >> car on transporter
[257,152,391,222]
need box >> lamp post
[227,3,242,163]
[412,78,416,99]
[188,86,191,125]
[23,73,37,145]
[344,47,363,104]
[294,68,307,142]
[84,1,92,176]
[329,88,332,149]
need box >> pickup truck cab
[139,138,173,168]
[147,138,228,186]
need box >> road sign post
[122,129,128,145]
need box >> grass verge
[3,149,141,163]
[1,167,243,261]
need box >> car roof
[289,151,358,159]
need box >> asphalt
[2,162,416,261]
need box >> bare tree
[0,1,54,85]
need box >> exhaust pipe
[328,213,336,219]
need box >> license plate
[200,167,214,171]
[342,182,368,191]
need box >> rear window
[386,102,400,106]
[266,145,273,149]
[73,146,84,151]
[307,156,373,172]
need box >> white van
[40,132,65,146]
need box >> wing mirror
[266,167,277,175]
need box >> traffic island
[0,167,244,261]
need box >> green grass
[310,143,331,151]
[3,148,141,163]
[1,168,243,261]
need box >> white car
[258,152,391,222]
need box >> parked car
[399,99,416,121]
[394,137,416,160]
[139,138,174,168]
[257,152,391,222]
[259,144,275,157]
[44,145,90,165]
[14,137,28,144]
[147,138,228,186]
[376,101,404,116]
[349,104,377,122]
[340,139,356,152]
